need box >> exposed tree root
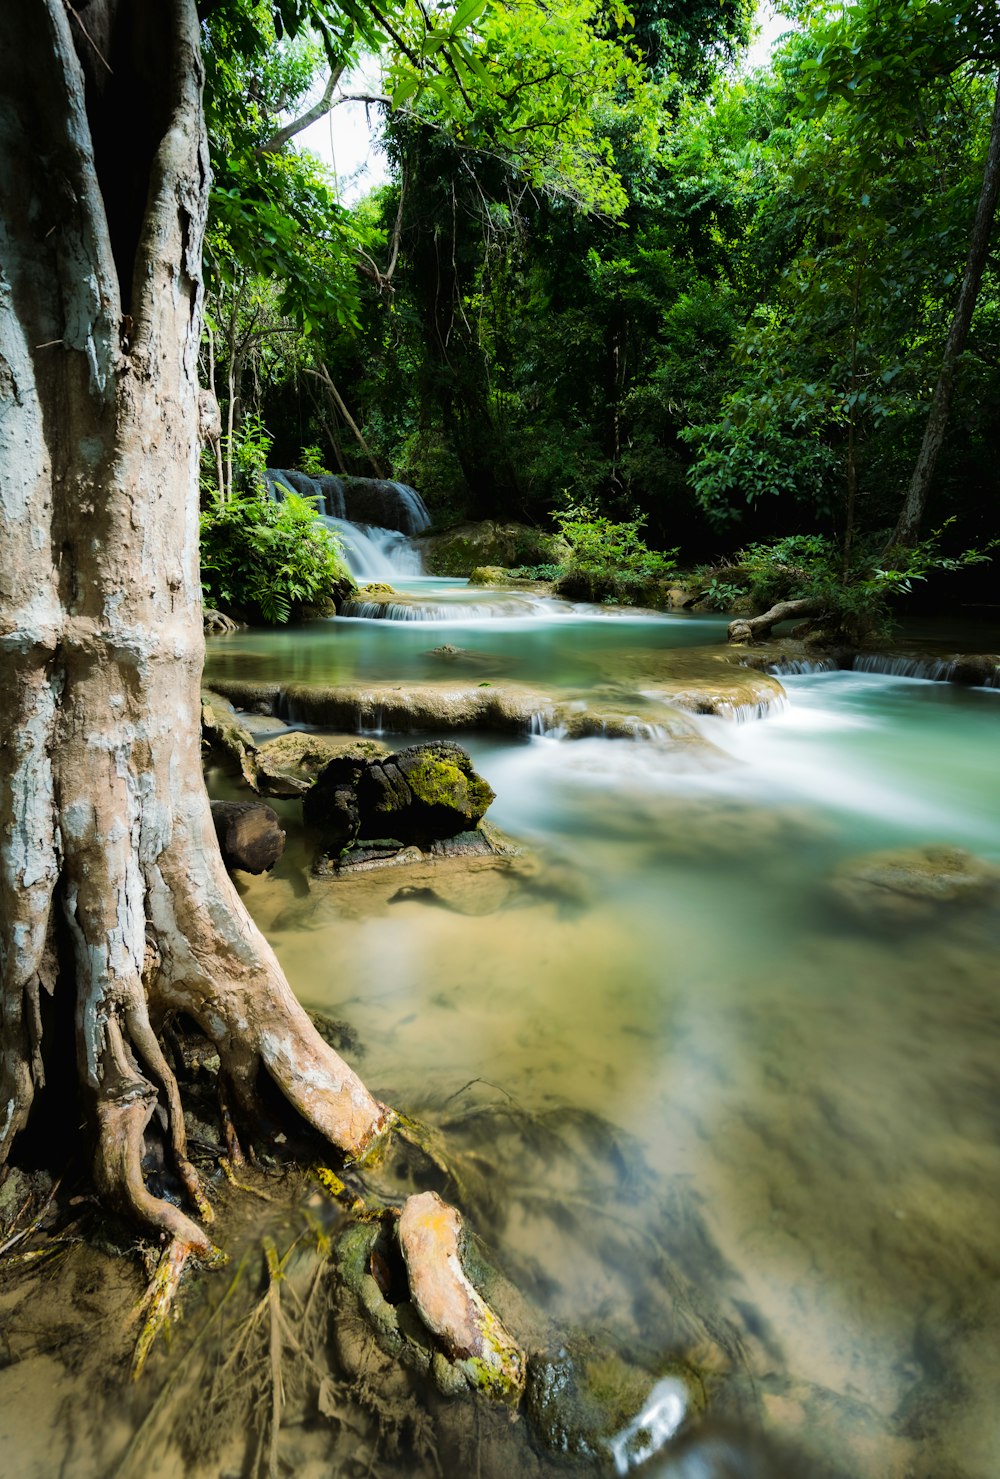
[131,1237,200,1381]
[220,1156,273,1201]
[93,1019,218,1259]
[727,598,826,644]
[398,1191,526,1402]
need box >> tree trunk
[890,69,1000,549]
[0,0,389,1255]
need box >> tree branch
[258,64,346,155]
[305,362,386,478]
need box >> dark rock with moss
[302,753,370,852]
[304,741,495,856]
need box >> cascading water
[197,571,1000,1479]
[264,466,431,580]
[320,517,426,581]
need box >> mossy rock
[467,565,512,585]
[420,522,565,577]
[386,744,494,832]
[304,741,495,855]
[257,731,389,798]
[355,582,398,598]
[526,1338,705,1464]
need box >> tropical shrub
[698,527,992,641]
[200,487,352,624]
[554,506,678,603]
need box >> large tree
[0,0,402,1267]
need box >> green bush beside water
[200,486,352,625]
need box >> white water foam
[322,516,425,580]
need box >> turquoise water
[203,580,729,689]
[200,585,1000,1478]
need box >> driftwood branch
[727,598,826,644]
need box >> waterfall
[851,653,1000,687]
[321,517,425,581]
[264,467,431,581]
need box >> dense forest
[2,4,1000,1478]
[201,0,1000,623]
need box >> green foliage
[201,0,1000,570]
[231,413,274,487]
[299,444,332,477]
[508,563,564,581]
[699,525,993,639]
[554,505,677,603]
[200,488,350,624]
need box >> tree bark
[890,70,1000,549]
[0,0,390,1254]
[727,598,826,644]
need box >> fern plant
[200,487,351,624]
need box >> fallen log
[210,800,286,874]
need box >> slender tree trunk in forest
[0,0,390,1257]
[890,70,1000,549]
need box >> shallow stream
[200,580,1000,1477]
[4,576,999,1479]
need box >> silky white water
[200,595,1000,1478]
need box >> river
[200,574,1000,1478]
[3,568,997,1479]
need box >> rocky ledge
[204,663,786,744]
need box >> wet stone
[829,844,1000,929]
[526,1339,703,1467]
[305,741,495,855]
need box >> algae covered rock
[526,1339,703,1468]
[304,741,495,854]
[256,731,389,798]
[829,843,1000,928]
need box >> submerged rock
[210,799,285,874]
[304,741,495,855]
[526,1338,703,1467]
[829,844,1000,928]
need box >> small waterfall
[714,694,790,722]
[851,653,1000,687]
[528,703,680,742]
[321,518,425,581]
[765,657,838,676]
[388,481,432,535]
[852,653,954,680]
[264,468,430,581]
